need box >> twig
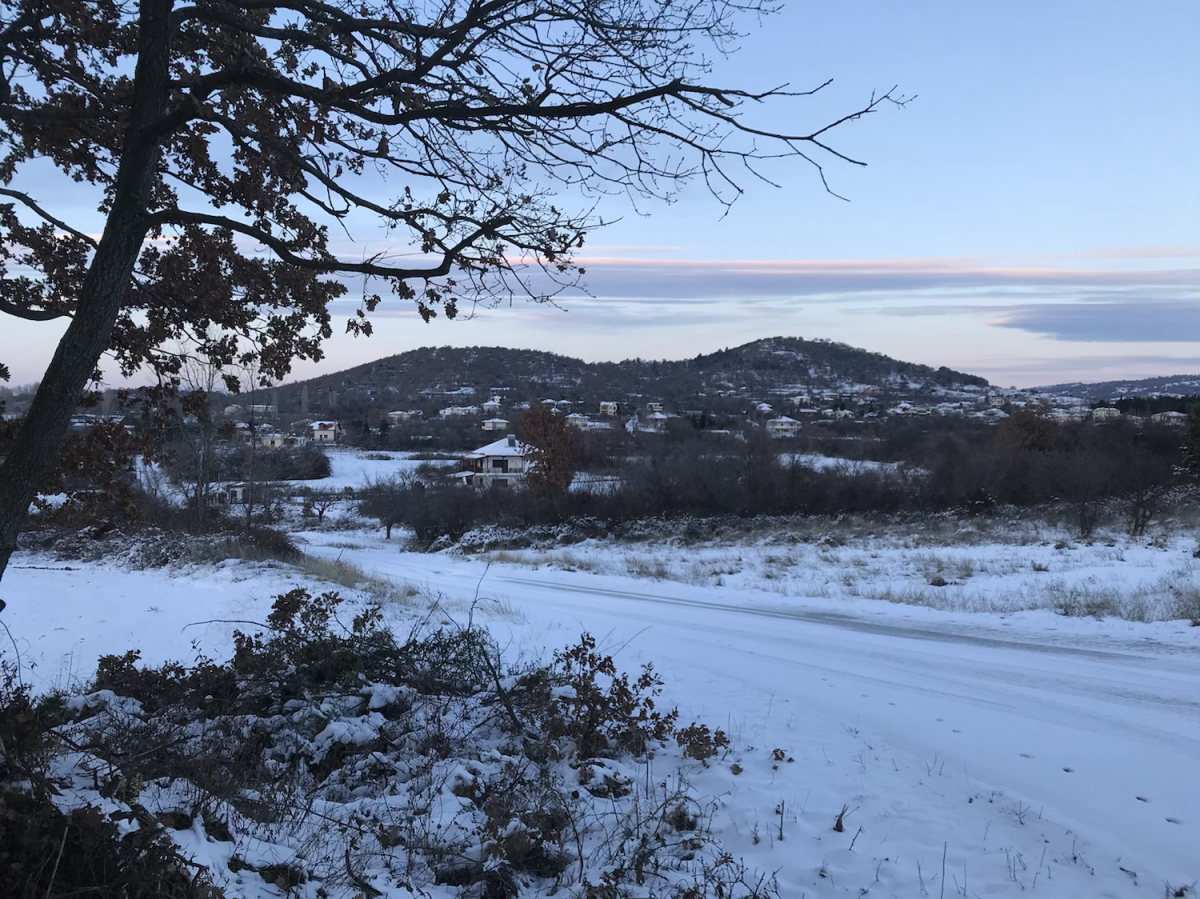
[45,822,69,899]
[181,617,276,632]
[472,561,490,605]
[849,825,864,851]
[344,847,382,897]
[0,616,23,687]
[941,841,947,899]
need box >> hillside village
[3,338,1192,459]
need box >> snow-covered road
[311,541,1200,887]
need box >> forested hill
[273,336,988,413]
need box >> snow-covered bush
[0,592,777,898]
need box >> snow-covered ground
[3,523,1196,897]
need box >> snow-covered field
[308,448,447,490]
[3,518,1197,897]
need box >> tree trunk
[0,0,173,586]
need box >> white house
[755,402,774,415]
[1150,410,1187,426]
[481,397,503,414]
[1090,406,1121,421]
[644,411,670,432]
[386,410,423,424]
[453,436,534,488]
[259,433,308,449]
[565,413,589,428]
[765,416,802,438]
[310,420,342,443]
[481,418,509,432]
[599,401,618,416]
[439,405,481,418]
[645,402,663,414]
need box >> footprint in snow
[951,729,961,733]
[1166,817,1182,825]
[1062,767,1074,773]
[1136,796,1150,803]
[1019,753,1033,759]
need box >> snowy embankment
[458,526,1200,621]
[3,527,1194,897]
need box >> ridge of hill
[275,336,989,412]
[1036,374,1200,400]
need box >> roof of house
[465,436,533,458]
[769,416,800,424]
[311,420,339,429]
[483,418,509,424]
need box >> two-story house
[310,420,342,443]
[453,436,534,488]
[765,415,802,438]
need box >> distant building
[645,402,663,414]
[439,405,481,418]
[386,410,423,424]
[259,433,308,449]
[481,397,504,414]
[1150,410,1187,426]
[1090,406,1121,421]
[644,411,670,431]
[565,413,589,428]
[599,401,619,416]
[766,415,802,438]
[481,418,509,432]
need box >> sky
[2,0,1198,389]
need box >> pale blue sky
[2,0,1197,387]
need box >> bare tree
[359,473,421,539]
[0,0,902,581]
[174,334,224,529]
[303,486,342,523]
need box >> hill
[1037,374,1200,400]
[273,337,989,414]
